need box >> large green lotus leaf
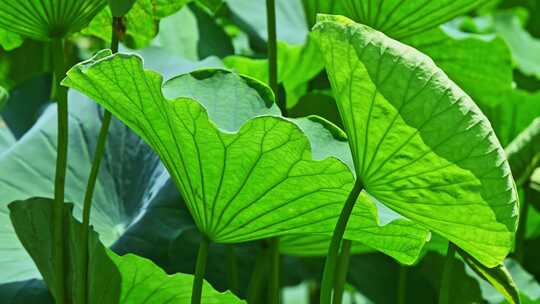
[84,0,192,49]
[64,51,430,264]
[404,24,513,110]
[279,234,372,257]
[505,118,540,186]
[0,29,23,51]
[0,0,106,40]
[9,198,245,304]
[338,0,495,39]
[313,15,518,267]
[109,0,136,16]
[224,34,324,108]
[0,93,163,284]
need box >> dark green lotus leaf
[109,0,136,16]
[64,51,430,264]
[9,198,245,303]
[0,87,7,111]
[505,117,540,186]
[0,0,107,40]
[313,14,518,267]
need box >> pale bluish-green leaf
[0,0,106,40]
[64,51,429,264]
[338,0,495,39]
[313,15,518,267]
[0,116,15,154]
[109,0,136,16]
[505,118,540,186]
[224,34,324,107]
[0,29,23,51]
[0,94,163,284]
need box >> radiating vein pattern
[63,51,355,243]
[340,0,495,39]
[314,15,518,267]
[0,0,106,40]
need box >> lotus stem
[268,237,281,304]
[333,239,352,304]
[225,244,239,294]
[438,242,457,304]
[51,37,68,304]
[397,265,407,304]
[266,0,285,115]
[80,16,122,304]
[247,243,270,303]
[192,235,210,304]
[320,180,363,303]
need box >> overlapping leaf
[0,0,107,40]
[314,15,518,267]
[63,51,430,264]
[505,117,540,186]
[9,198,244,303]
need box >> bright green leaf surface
[224,35,324,107]
[0,94,163,284]
[505,118,540,186]
[64,51,430,264]
[314,15,518,267]
[0,29,23,51]
[338,0,495,39]
[0,0,106,40]
[460,250,521,304]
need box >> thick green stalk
[397,265,407,304]
[332,239,352,304]
[192,236,210,304]
[320,180,363,303]
[80,16,122,304]
[225,244,239,294]
[51,37,68,304]
[438,242,457,304]
[247,245,270,303]
[265,0,285,115]
[268,238,281,304]
[515,185,530,262]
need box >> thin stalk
[192,236,210,304]
[80,16,122,304]
[225,244,239,294]
[332,239,352,304]
[397,265,407,304]
[320,180,363,304]
[268,238,281,304]
[438,242,457,304]
[247,245,270,303]
[265,0,285,115]
[515,184,531,262]
[51,37,68,304]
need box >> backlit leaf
[313,14,518,267]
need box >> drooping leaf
[84,0,192,49]
[0,93,163,284]
[505,117,540,186]
[338,0,495,39]
[9,198,245,303]
[0,0,107,40]
[313,15,518,267]
[109,0,137,16]
[64,51,430,264]
[224,34,324,107]
[459,249,520,304]
[0,29,23,51]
